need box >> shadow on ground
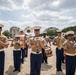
[5,66,19,75]
[41,63,52,71]
[52,71,65,75]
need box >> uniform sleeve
[42,39,47,46]
[47,38,50,43]
[5,37,9,45]
[28,39,33,46]
[10,41,14,47]
[63,37,66,43]
[53,38,56,44]
[63,42,68,50]
[20,41,23,45]
[47,38,51,45]
[26,38,29,45]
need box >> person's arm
[29,41,37,49]
[63,42,76,52]
[64,47,76,52]
[52,38,58,46]
[39,40,45,49]
[48,38,51,46]
[10,40,14,47]
[29,44,36,49]
[28,39,37,49]
[0,41,8,48]
[0,37,9,48]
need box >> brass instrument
[20,35,26,48]
[24,26,32,33]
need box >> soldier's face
[34,29,40,36]
[58,32,61,36]
[20,31,24,34]
[43,34,46,37]
[67,34,73,40]
[16,37,20,40]
[0,27,2,32]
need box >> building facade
[10,26,20,38]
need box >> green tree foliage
[62,26,76,33]
[2,30,10,38]
[42,25,76,36]
[47,30,57,36]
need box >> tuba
[24,26,32,33]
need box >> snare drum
[45,47,53,57]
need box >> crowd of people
[0,24,76,75]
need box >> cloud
[12,0,24,6]
[28,0,76,12]
[0,0,76,33]
[0,0,12,10]
[0,0,27,10]
[59,0,76,9]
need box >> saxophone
[20,35,25,48]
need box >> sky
[0,0,76,32]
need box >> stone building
[42,27,59,34]
[10,26,20,38]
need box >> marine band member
[20,30,26,64]
[29,26,45,75]
[53,30,65,72]
[42,32,51,64]
[0,24,9,75]
[63,31,76,75]
[10,35,22,72]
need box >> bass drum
[45,47,53,57]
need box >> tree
[2,30,10,38]
[47,30,57,36]
[62,26,76,33]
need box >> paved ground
[4,42,76,75]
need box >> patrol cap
[57,30,62,33]
[66,31,74,36]
[15,35,20,38]
[0,24,4,28]
[33,26,41,30]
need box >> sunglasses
[34,29,40,31]
[58,32,61,33]
[67,34,74,36]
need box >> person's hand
[73,43,76,47]
[34,41,37,46]
[16,43,20,46]
[39,40,42,43]
[72,46,76,50]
